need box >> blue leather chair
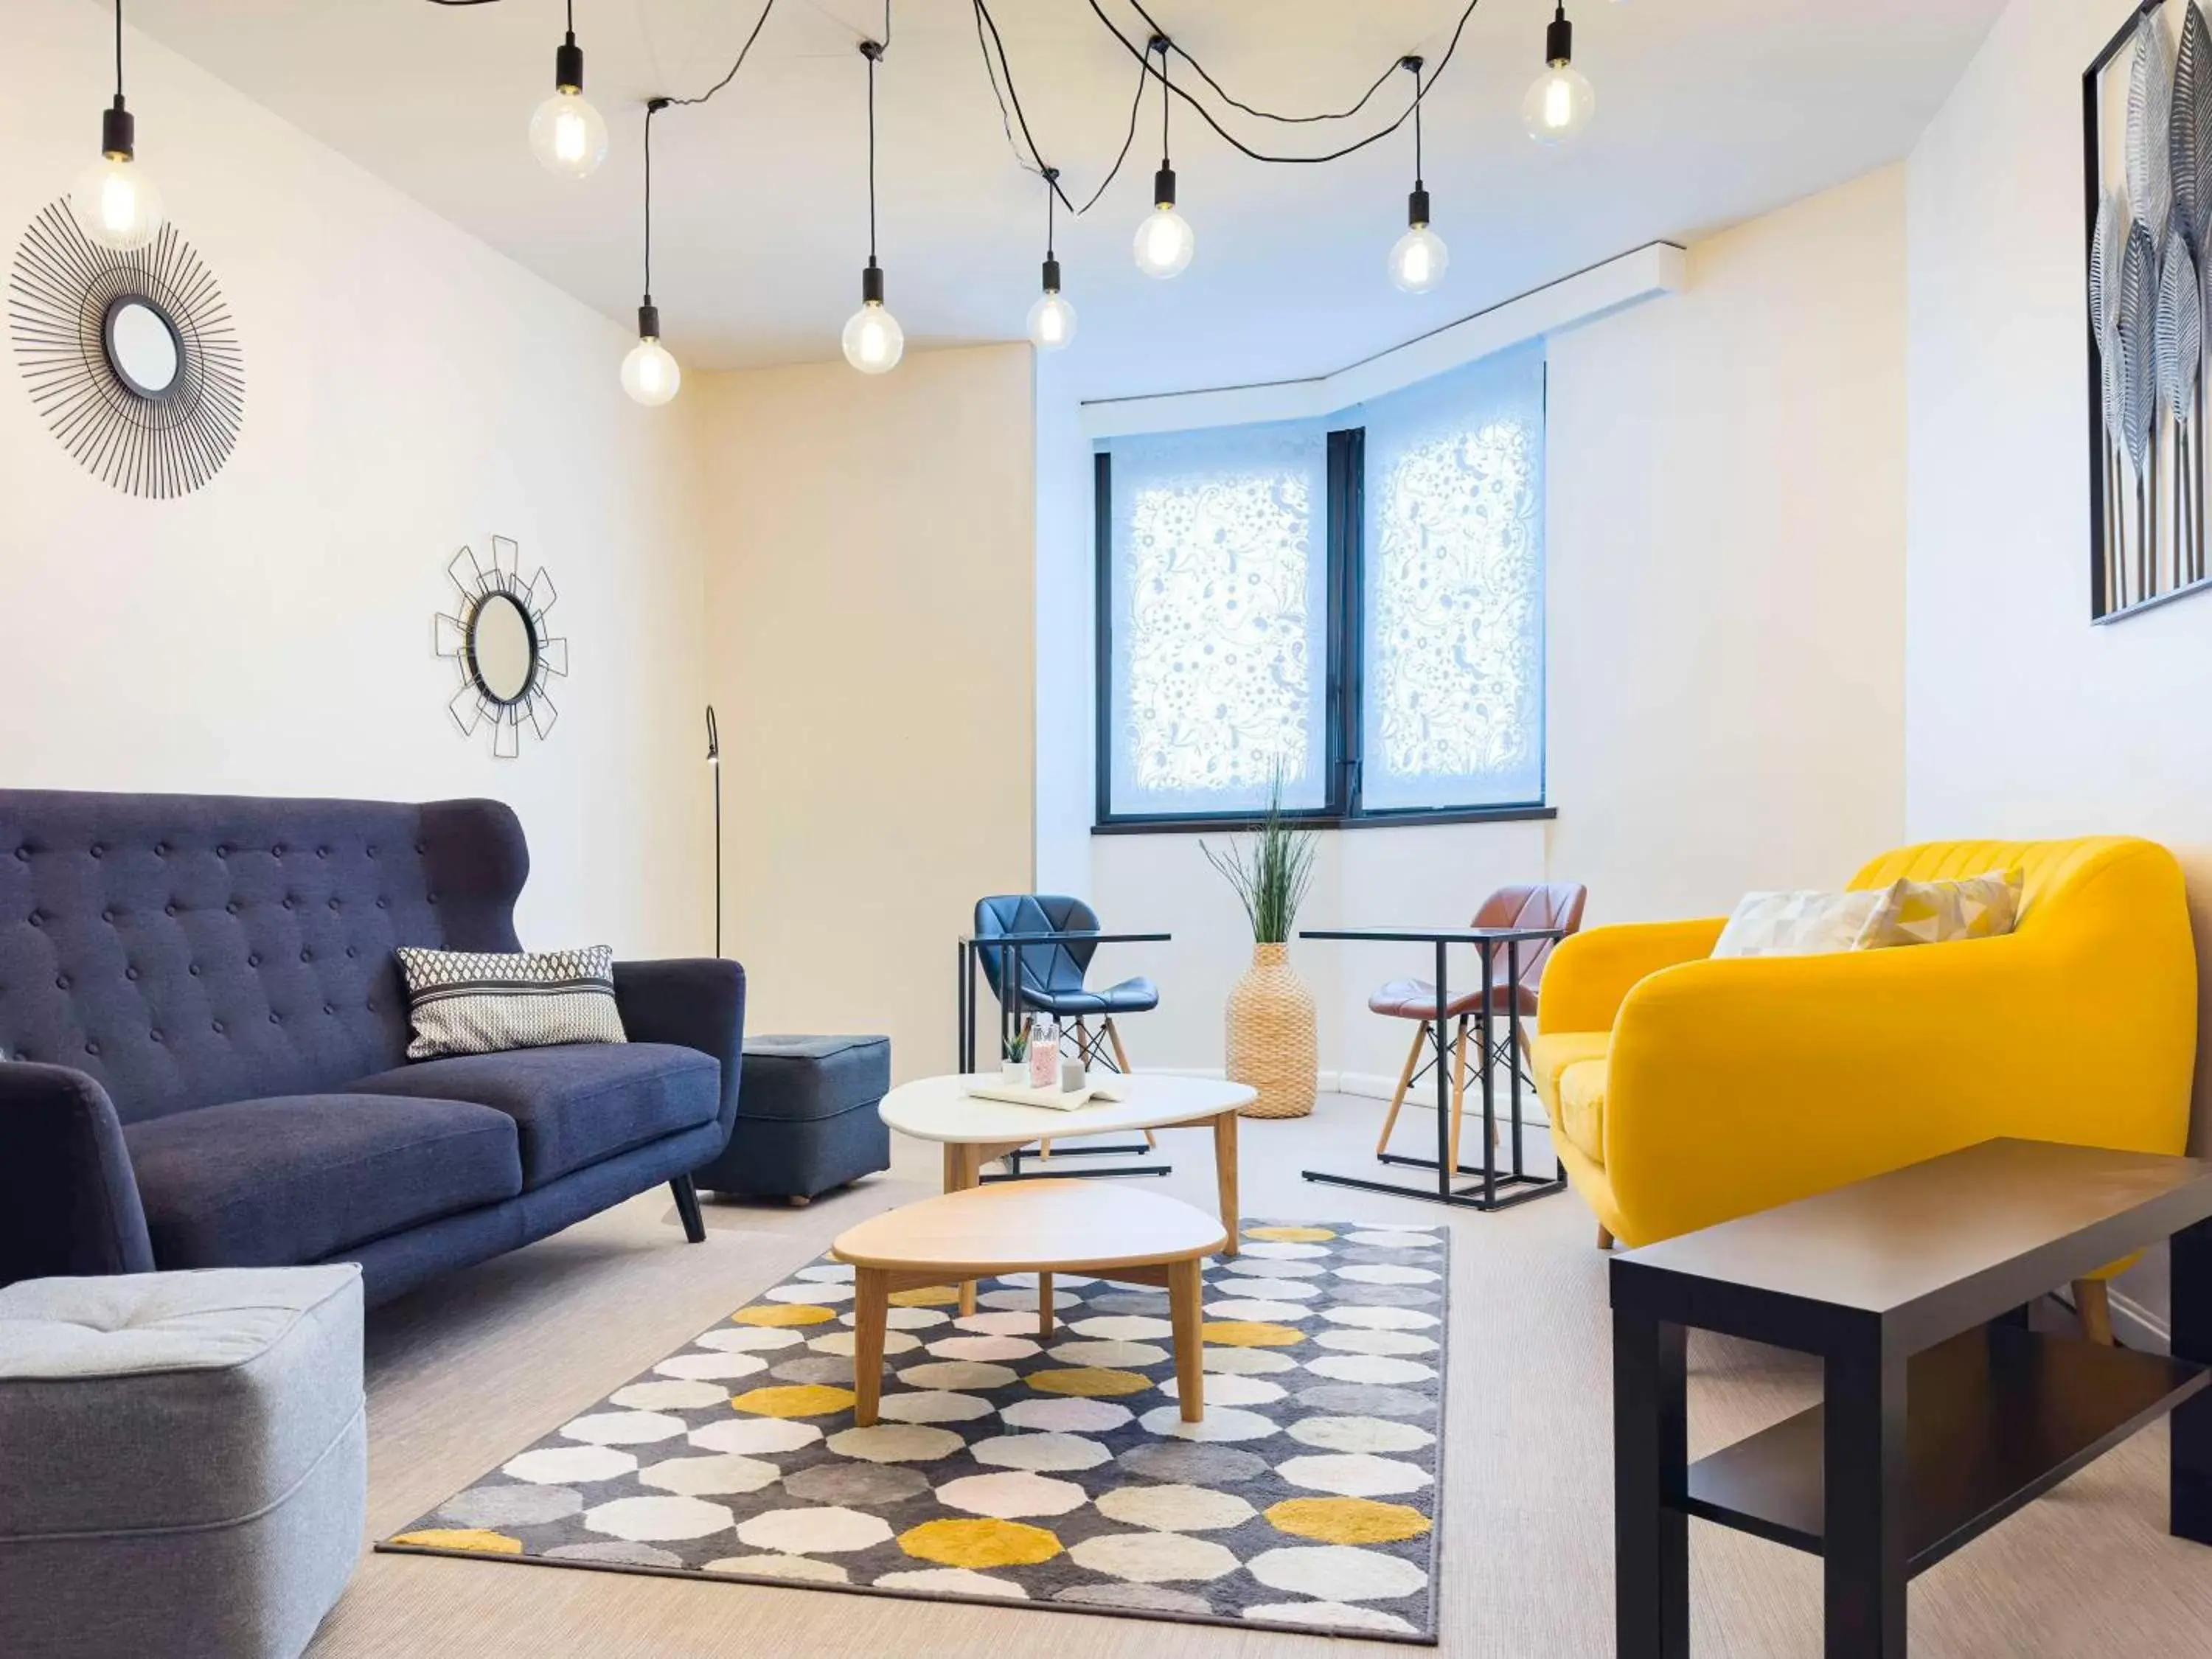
[973,895,1158,1073]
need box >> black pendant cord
[1158,35,1172,172]
[113,0,125,100]
[863,38,880,268]
[1123,0,1399,126]
[1044,167,1057,263]
[1410,56,1425,189]
[640,96,666,311]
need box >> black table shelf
[1682,1323,2208,1574]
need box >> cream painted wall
[695,346,1035,1083]
[0,0,708,956]
[1071,168,1910,1087]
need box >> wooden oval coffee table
[832,1178,1228,1427]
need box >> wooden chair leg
[2074,1277,2115,1344]
[1447,1017,1470,1175]
[1104,1017,1133,1072]
[1374,1022,1427,1158]
[852,1267,888,1426]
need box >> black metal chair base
[1303,1166,1568,1211]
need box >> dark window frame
[1092,422,1554,835]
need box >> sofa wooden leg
[2074,1277,2115,1344]
[672,1174,706,1243]
[787,1194,812,1208]
[1597,1223,1615,1252]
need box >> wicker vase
[1226,942,1318,1119]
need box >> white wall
[695,345,1035,1083]
[1062,168,1910,1087]
[0,0,708,956]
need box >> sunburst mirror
[434,537,568,758]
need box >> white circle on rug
[1207,1277,1320,1301]
[702,1553,849,1584]
[1306,1354,1436,1385]
[810,1328,920,1358]
[1278,1453,1433,1497]
[934,1471,1091,1519]
[1094,1483,1256,1532]
[765,1281,855,1304]
[898,1360,1018,1391]
[734,1506,891,1554]
[874,1390,994,1425]
[1071,1315,1175,1341]
[1238,1241,1329,1259]
[795,1262,856,1282]
[560,1411,689,1447]
[653,1352,770,1382]
[1334,1262,1440,1285]
[1242,1600,1419,1635]
[999,1397,1134,1433]
[967,1432,1110,1471]
[877,1307,952,1331]
[926,1334,1040,1363]
[501,1444,637,1485]
[582,1494,735,1542]
[1158,1372,1284,1406]
[1049,1339,1168,1368]
[1248,1544,1428,1603]
[953,1310,1048,1336]
[1135,1405,1280,1443]
[1315,1327,1438,1356]
[825,1424,967,1463]
[698,1326,806,1354]
[1287,1416,1436,1455]
[1218,1256,1326,1278]
[1202,1346,1298,1376]
[637,1454,780,1497]
[611,1380,728,1411]
[999,1270,1096,1288]
[875,1567,1029,1599]
[1319,1306,1439,1331]
[978,1287,1079,1312]
[1203,1299,1315,1323]
[689,1418,823,1455]
[1340,1231,1439,1250]
[1067,1530,1240,1584]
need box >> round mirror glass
[105,298,181,400]
[470,593,537,704]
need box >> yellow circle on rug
[1266,1496,1433,1544]
[898,1517,1063,1568]
[1245,1225,1336,1242]
[1202,1321,1305,1347]
[731,1304,837,1327]
[390,1528,523,1555]
[889,1285,963,1307]
[1027,1366,1152,1397]
[730,1384,856,1418]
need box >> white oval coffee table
[880,1072,1256,1310]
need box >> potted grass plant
[1202,773,1320,1119]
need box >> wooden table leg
[1037,1271,1054,1340]
[2173,1216,2212,1543]
[942,1144,981,1317]
[1168,1256,1205,1423]
[1823,1332,1907,1657]
[852,1267,888,1427]
[1213,1110,1240,1257]
[1614,1309,1688,1659]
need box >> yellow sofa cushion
[1555,1060,1607,1164]
[1528,1031,1609,1112]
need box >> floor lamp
[705,705,721,958]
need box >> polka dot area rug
[379,1220,1447,1643]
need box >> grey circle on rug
[1214,1258,1327,1279]
[1083,1290,1169,1315]
[546,1541,684,1569]
[1054,1582,1217,1615]
[782,1462,933,1506]
[772,1354,883,1386]
[1295,1383,1436,1419]
[1337,1244,1445,1267]
[1329,1283,1443,1308]
[1117,1441,1270,1484]
[436,1484,582,1528]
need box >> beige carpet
[309,1096,2212,1658]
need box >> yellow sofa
[1531,838,2197,1281]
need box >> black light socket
[1155,165,1178,210]
[1408,187,1430,229]
[637,301,661,341]
[1546,7,1573,67]
[101,97,134,162]
[555,30,584,95]
[861,261,885,306]
[1042,256,1062,296]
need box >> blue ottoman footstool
[693,1034,891,1206]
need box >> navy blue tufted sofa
[0,791,744,1305]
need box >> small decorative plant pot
[1226,942,1318,1119]
[1001,1060,1027,1085]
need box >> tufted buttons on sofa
[89,844,103,859]
[164,904,176,917]
[125,968,139,982]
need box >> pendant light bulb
[1028,175,1077,350]
[622,304,680,406]
[531,27,608,178]
[843,263,904,374]
[72,7,161,252]
[1388,60,1446,293]
[1133,41,1193,279]
[1523,5,1594,145]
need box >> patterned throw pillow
[394,945,627,1061]
[1708,886,1897,959]
[1860,869,2024,949]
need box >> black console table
[1610,1138,2212,1657]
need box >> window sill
[1091,804,1556,836]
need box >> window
[1094,342,1548,828]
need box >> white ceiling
[117,0,2004,399]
